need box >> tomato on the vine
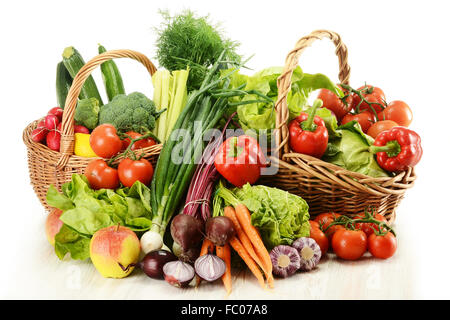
[377,100,413,127]
[351,85,386,113]
[341,111,376,133]
[332,228,367,260]
[309,226,329,255]
[90,124,123,158]
[122,131,157,151]
[118,158,154,187]
[368,232,397,259]
[314,213,343,238]
[355,213,388,237]
[85,159,120,190]
[317,85,353,121]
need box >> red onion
[292,237,322,271]
[139,250,177,279]
[163,260,195,288]
[194,254,226,282]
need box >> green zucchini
[98,44,125,101]
[62,46,104,106]
[55,61,73,109]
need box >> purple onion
[139,250,177,279]
[292,237,322,271]
[163,260,195,288]
[194,254,226,282]
[269,245,301,278]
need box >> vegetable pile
[31,9,423,294]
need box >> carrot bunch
[225,205,274,289]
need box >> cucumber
[98,44,125,101]
[55,61,73,109]
[62,46,104,106]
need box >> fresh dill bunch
[155,9,241,90]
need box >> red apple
[45,209,63,246]
[90,225,141,278]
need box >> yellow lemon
[74,133,98,157]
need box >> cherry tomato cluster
[31,106,90,151]
[318,84,413,138]
[308,209,397,261]
[85,124,156,190]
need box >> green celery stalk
[152,71,163,135]
[164,69,189,141]
[156,70,172,142]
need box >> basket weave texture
[23,49,162,210]
[264,30,416,222]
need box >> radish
[46,130,61,151]
[45,114,60,131]
[31,127,48,143]
[48,107,63,121]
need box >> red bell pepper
[288,99,329,158]
[214,135,267,187]
[369,126,422,172]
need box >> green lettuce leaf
[54,224,91,260]
[223,66,340,143]
[233,184,310,249]
[46,174,153,260]
[323,121,390,178]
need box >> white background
[1,0,450,299]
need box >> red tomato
[309,220,320,229]
[309,226,329,255]
[214,135,267,187]
[377,100,413,127]
[332,229,368,260]
[317,85,353,121]
[367,120,399,139]
[368,232,397,259]
[46,130,61,151]
[48,107,64,121]
[314,213,343,238]
[118,158,154,187]
[341,111,376,133]
[355,213,388,237]
[90,124,123,158]
[122,131,157,151]
[351,85,386,113]
[85,159,120,190]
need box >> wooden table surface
[3,205,417,300]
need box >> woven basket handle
[274,30,351,157]
[56,49,157,170]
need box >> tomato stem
[340,83,386,120]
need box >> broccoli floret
[74,97,100,129]
[98,92,162,133]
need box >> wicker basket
[23,49,162,210]
[265,30,416,222]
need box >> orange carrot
[235,203,274,288]
[196,238,215,287]
[200,238,215,256]
[229,236,265,289]
[216,244,232,295]
[224,206,268,275]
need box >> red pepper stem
[301,99,323,132]
[369,140,402,158]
